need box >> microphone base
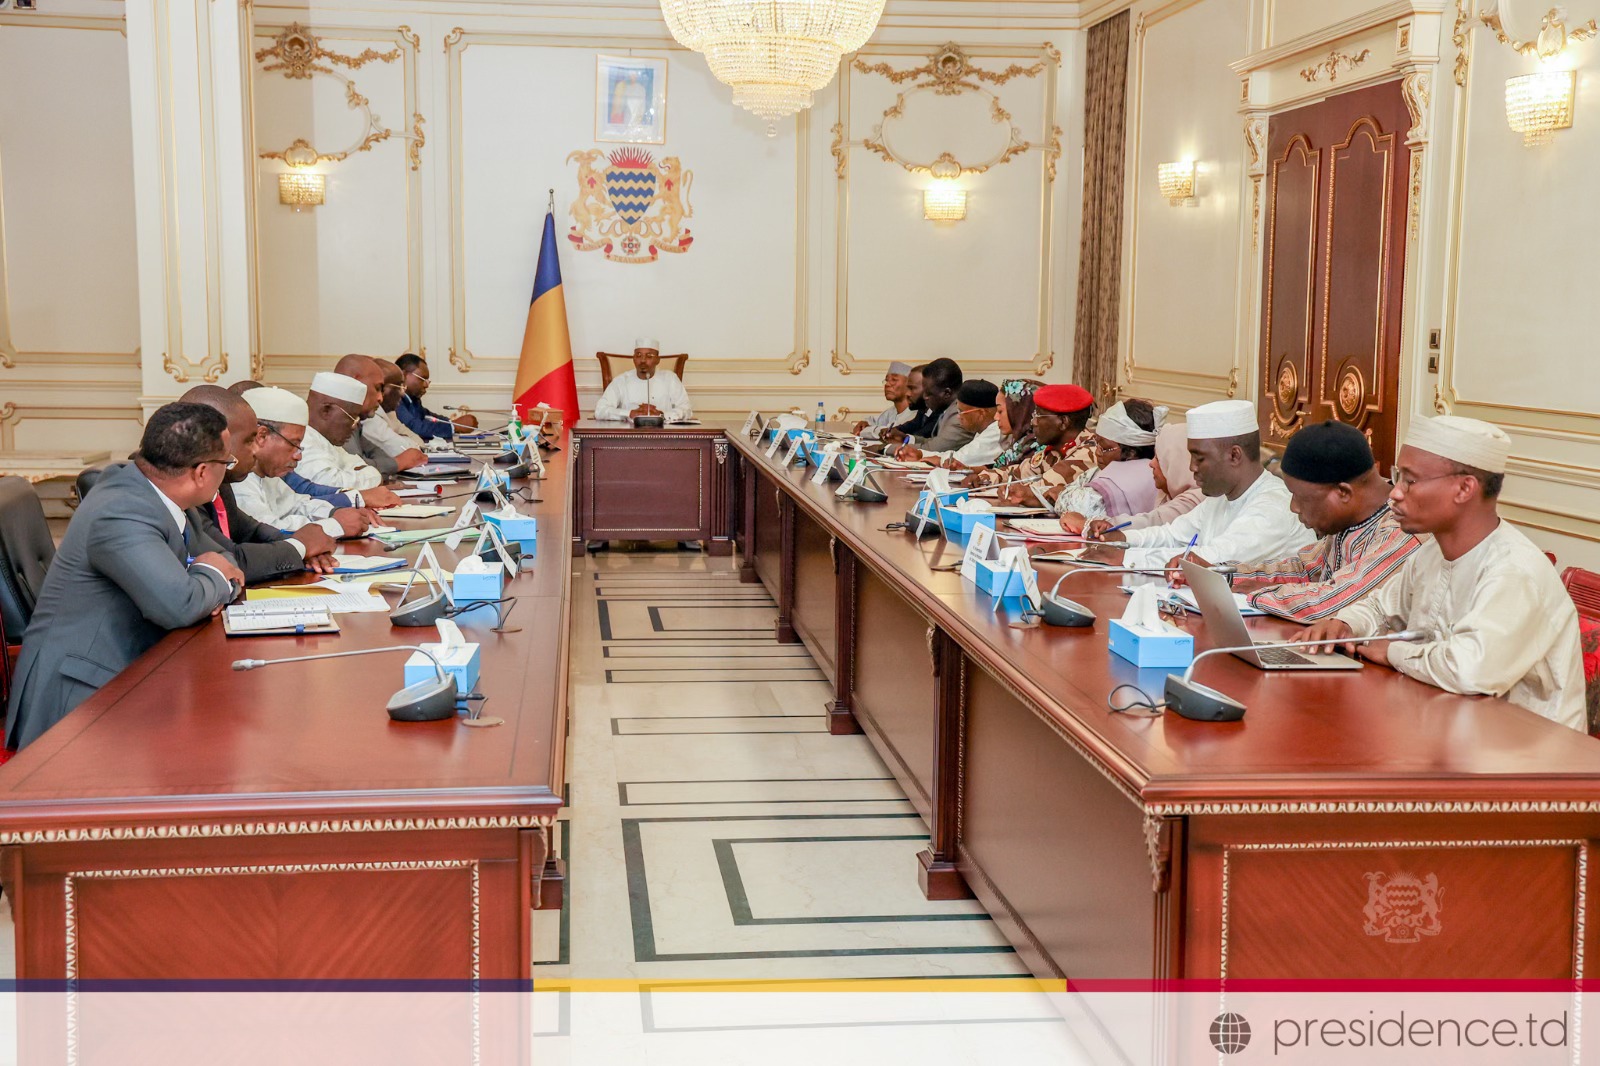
[1039,595,1095,627]
[849,486,888,503]
[391,591,449,628]
[630,415,666,429]
[387,675,460,722]
[901,511,943,538]
[1163,676,1247,722]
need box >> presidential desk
[569,420,736,554]
[730,428,1600,987]
[0,458,571,984]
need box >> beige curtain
[1072,11,1131,406]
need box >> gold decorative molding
[1299,48,1372,83]
[0,812,551,846]
[830,121,847,178]
[397,23,420,51]
[409,112,426,172]
[443,26,466,53]
[854,43,1054,180]
[1044,124,1063,182]
[788,350,811,375]
[1479,3,1597,58]
[851,43,1047,92]
[255,24,413,167]
[1149,800,1600,816]
[1452,0,1474,86]
[830,350,852,375]
[1401,70,1432,145]
[1434,383,1450,413]
[1243,115,1268,255]
[1226,365,1240,399]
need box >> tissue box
[971,557,1032,598]
[484,509,538,544]
[451,563,504,622]
[1108,618,1194,668]
[405,642,481,694]
[479,468,511,489]
[940,508,996,545]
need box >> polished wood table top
[729,430,1600,808]
[0,451,572,838]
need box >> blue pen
[1181,533,1199,560]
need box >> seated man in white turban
[1302,415,1585,731]
[852,362,917,439]
[593,338,692,421]
[1091,399,1314,570]
[233,386,378,538]
[296,371,386,491]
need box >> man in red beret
[976,383,1098,505]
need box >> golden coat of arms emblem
[566,147,694,265]
[1362,871,1443,944]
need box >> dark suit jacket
[188,483,305,584]
[4,462,233,749]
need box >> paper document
[378,505,454,519]
[240,588,389,613]
[376,527,479,545]
[1007,519,1072,536]
[1128,585,1266,616]
[330,554,406,573]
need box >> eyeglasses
[194,456,238,472]
[381,382,404,394]
[1392,470,1465,493]
[261,422,304,452]
[329,405,362,426]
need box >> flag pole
[547,187,555,215]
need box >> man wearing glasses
[179,386,339,581]
[234,387,377,539]
[1302,415,1585,731]
[4,403,245,750]
[335,354,427,475]
[375,358,425,449]
[396,353,476,441]
[296,371,387,491]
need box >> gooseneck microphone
[380,522,487,552]
[1163,630,1431,722]
[232,646,459,722]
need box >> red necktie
[213,493,232,540]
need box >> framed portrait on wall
[595,55,667,144]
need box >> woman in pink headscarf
[1114,421,1203,530]
[1056,399,1165,533]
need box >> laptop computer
[1182,560,1362,671]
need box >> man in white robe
[897,379,1004,469]
[1303,415,1585,731]
[1095,399,1314,570]
[233,387,375,538]
[593,338,691,421]
[853,362,917,438]
[297,371,385,491]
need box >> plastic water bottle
[815,402,826,427]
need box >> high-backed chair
[1561,567,1600,737]
[75,463,112,504]
[596,352,689,390]
[0,476,55,654]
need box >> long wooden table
[0,453,570,984]
[731,428,1600,995]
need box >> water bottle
[815,402,826,427]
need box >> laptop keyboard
[1255,645,1313,667]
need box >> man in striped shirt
[1227,420,1420,621]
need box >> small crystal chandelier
[660,0,886,135]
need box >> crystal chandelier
[660,0,886,134]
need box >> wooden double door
[1259,80,1412,466]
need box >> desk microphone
[232,645,459,722]
[631,376,665,429]
[428,414,507,435]
[1034,564,1238,627]
[1162,630,1431,722]
[380,522,487,552]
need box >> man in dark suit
[5,404,244,750]
[179,385,338,581]
[396,353,475,440]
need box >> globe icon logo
[1209,1013,1252,1054]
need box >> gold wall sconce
[1158,161,1196,204]
[278,171,326,211]
[923,181,967,223]
[1505,69,1576,145]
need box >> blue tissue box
[940,508,996,545]
[405,642,481,694]
[484,510,538,544]
[1108,618,1194,668]
[972,557,1031,598]
[451,564,505,621]
[479,468,511,489]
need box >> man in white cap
[852,361,916,438]
[1303,415,1584,731]
[297,371,386,491]
[233,386,379,538]
[1093,398,1314,570]
[593,338,691,421]
[335,353,426,475]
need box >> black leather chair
[74,463,112,504]
[0,476,55,650]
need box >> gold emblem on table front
[1363,871,1443,943]
[568,147,694,264]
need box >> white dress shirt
[362,413,416,459]
[593,370,692,421]
[383,409,424,449]
[1121,469,1315,569]
[859,404,916,440]
[297,425,383,490]
[234,472,345,537]
[928,421,1003,468]
[1336,521,1585,731]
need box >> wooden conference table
[730,426,1600,988]
[0,455,569,983]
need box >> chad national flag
[513,210,578,425]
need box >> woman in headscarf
[1119,421,1203,529]
[1055,399,1165,533]
[973,382,1095,499]
[990,378,1043,468]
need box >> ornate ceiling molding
[1479,2,1598,58]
